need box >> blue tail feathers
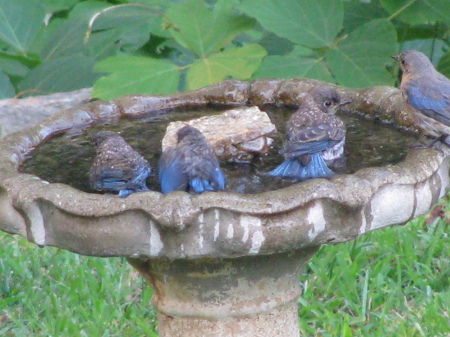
[268,154,334,180]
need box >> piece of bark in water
[162,106,277,162]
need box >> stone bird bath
[0,79,449,337]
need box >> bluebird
[393,50,450,144]
[158,125,225,194]
[89,131,151,198]
[268,87,350,180]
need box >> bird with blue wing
[268,87,350,180]
[159,125,225,194]
[89,131,150,198]
[393,50,450,145]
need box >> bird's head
[309,87,351,114]
[176,125,205,144]
[92,131,120,147]
[392,50,434,75]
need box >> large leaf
[380,0,450,25]
[401,39,446,65]
[326,19,398,88]
[239,0,343,49]
[18,55,100,95]
[0,71,15,98]
[71,2,157,53]
[438,51,450,78]
[253,47,334,83]
[0,58,29,77]
[41,0,79,13]
[40,20,89,61]
[0,0,46,52]
[0,51,38,69]
[258,32,294,56]
[92,56,180,100]
[164,0,255,58]
[344,1,389,33]
[186,44,266,90]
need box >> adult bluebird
[158,125,225,194]
[393,50,450,143]
[268,87,350,180]
[89,131,151,198]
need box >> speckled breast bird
[268,87,350,180]
[89,131,150,198]
[158,125,225,194]
[393,50,450,144]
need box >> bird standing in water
[393,50,450,145]
[159,125,225,194]
[268,87,350,180]
[89,131,150,198]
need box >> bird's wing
[190,157,225,192]
[404,77,450,126]
[283,124,337,158]
[158,149,189,194]
[96,163,150,191]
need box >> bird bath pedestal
[0,79,449,337]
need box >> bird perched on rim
[393,50,450,145]
[89,131,150,198]
[268,87,350,180]
[158,125,225,194]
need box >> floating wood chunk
[162,106,277,162]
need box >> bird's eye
[401,59,405,65]
[324,101,332,107]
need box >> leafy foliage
[0,0,449,99]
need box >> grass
[1,201,449,336]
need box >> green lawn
[1,200,449,336]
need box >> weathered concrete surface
[0,79,449,259]
[128,248,318,337]
[0,88,92,138]
[1,79,449,337]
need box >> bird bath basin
[0,79,449,337]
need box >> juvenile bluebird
[268,87,350,180]
[158,125,225,194]
[89,131,150,198]
[393,50,450,144]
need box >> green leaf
[0,50,40,68]
[253,48,334,83]
[41,0,79,13]
[0,0,46,52]
[70,2,157,53]
[326,19,398,88]
[401,39,446,65]
[186,44,266,90]
[396,24,449,42]
[344,1,389,33]
[380,0,450,25]
[39,20,88,61]
[68,1,111,20]
[92,56,180,100]
[258,32,294,56]
[438,51,450,78]
[18,55,100,95]
[0,58,29,77]
[165,0,255,58]
[0,71,15,98]
[239,0,343,48]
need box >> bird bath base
[129,248,317,337]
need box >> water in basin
[20,106,418,194]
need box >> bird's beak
[392,55,400,62]
[339,100,351,107]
